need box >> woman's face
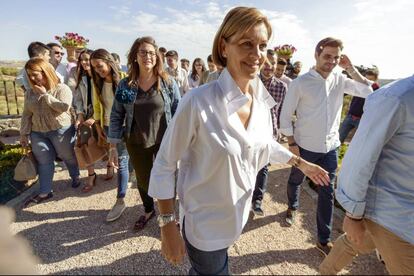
[90,58,111,78]
[80,53,91,72]
[26,69,47,87]
[222,23,268,82]
[136,42,157,71]
[194,61,203,74]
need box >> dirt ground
[10,161,387,275]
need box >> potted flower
[274,44,297,60]
[55,33,89,62]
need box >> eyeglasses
[138,50,157,57]
[55,51,65,56]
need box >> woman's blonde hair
[25,57,60,91]
[212,7,272,68]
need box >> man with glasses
[279,37,374,255]
[165,50,189,96]
[251,53,287,216]
[47,43,67,84]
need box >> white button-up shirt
[166,66,190,96]
[149,69,293,251]
[279,69,373,153]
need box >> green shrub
[0,67,19,77]
[0,144,26,204]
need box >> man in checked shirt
[251,50,288,216]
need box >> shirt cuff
[335,187,366,217]
[279,127,294,136]
[148,160,177,200]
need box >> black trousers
[126,143,160,213]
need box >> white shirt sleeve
[279,80,300,136]
[343,75,373,98]
[148,94,198,199]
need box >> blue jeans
[252,164,269,203]
[103,126,131,198]
[31,125,80,194]
[287,147,337,244]
[339,114,360,143]
[182,218,229,275]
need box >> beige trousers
[319,219,414,275]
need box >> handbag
[14,147,38,182]
[74,123,108,169]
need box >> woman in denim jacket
[107,36,180,231]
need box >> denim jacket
[107,76,181,144]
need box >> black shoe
[71,177,82,188]
[285,208,296,226]
[316,242,333,256]
[252,200,264,216]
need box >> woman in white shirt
[188,58,207,89]
[148,6,330,274]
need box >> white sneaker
[106,198,126,222]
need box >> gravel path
[11,161,387,275]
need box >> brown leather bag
[74,124,108,169]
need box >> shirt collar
[218,68,277,115]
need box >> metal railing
[0,80,23,116]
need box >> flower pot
[64,46,83,63]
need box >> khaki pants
[319,219,414,275]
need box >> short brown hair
[212,6,272,67]
[25,57,60,91]
[315,37,343,56]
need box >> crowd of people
[14,6,413,275]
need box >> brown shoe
[316,242,333,256]
[133,211,155,231]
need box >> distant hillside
[0,60,25,69]
[378,79,396,86]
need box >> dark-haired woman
[108,37,180,230]
[188,58,207,89]
[89,49,130,222]
[73,49,101,191]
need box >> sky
[0,0,413,79]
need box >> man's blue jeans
[31,125,80,194]
[182,218,229,275]
[339,114,360,143]
[103,126,131,198]
[287,147,337,244]
[252,165,269,203]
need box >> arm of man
[336,91,403,244]
[340,54,374,98]
[279,80,300,156]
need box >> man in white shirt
[275,58,292,86]
[165,50,189,95]
[47,43,68,84]
[279,37,373,255]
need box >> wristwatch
[157,213,176,227]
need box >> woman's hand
[75,114,84,129]
[161,222,186,265]
[108,146,119,169]
[32,84,47,96]
[299,159,330,186]
[83,118,95,127]
[20,135,29,148]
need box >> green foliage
[0,67,19,77]
[338,144,348,166]
[0,144,26,204]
